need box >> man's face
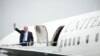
[24,26,28,32]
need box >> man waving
[13,23,34,46]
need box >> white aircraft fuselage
[0,10,100,56]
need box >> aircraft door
[35,25,48,46]
[51,26,64,46]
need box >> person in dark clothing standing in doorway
[13,23,34,46]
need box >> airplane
[0,10,100,56]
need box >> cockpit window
[95,33,99,42]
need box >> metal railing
[0,41,58,47]
[0,41,62,52]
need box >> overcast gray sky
[0,0,100,40]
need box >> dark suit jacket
[15,28,34,46]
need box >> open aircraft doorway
[52,26,64,46]
[35,25,48,46]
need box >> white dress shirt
[23,32,28,41]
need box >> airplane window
[77,37,80,45]
[60,40,63,47]
[73,37,76,45]
[95,33,99,42]
[68,38,71,46]
[86,35,89,44]
[64,39,67,47]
